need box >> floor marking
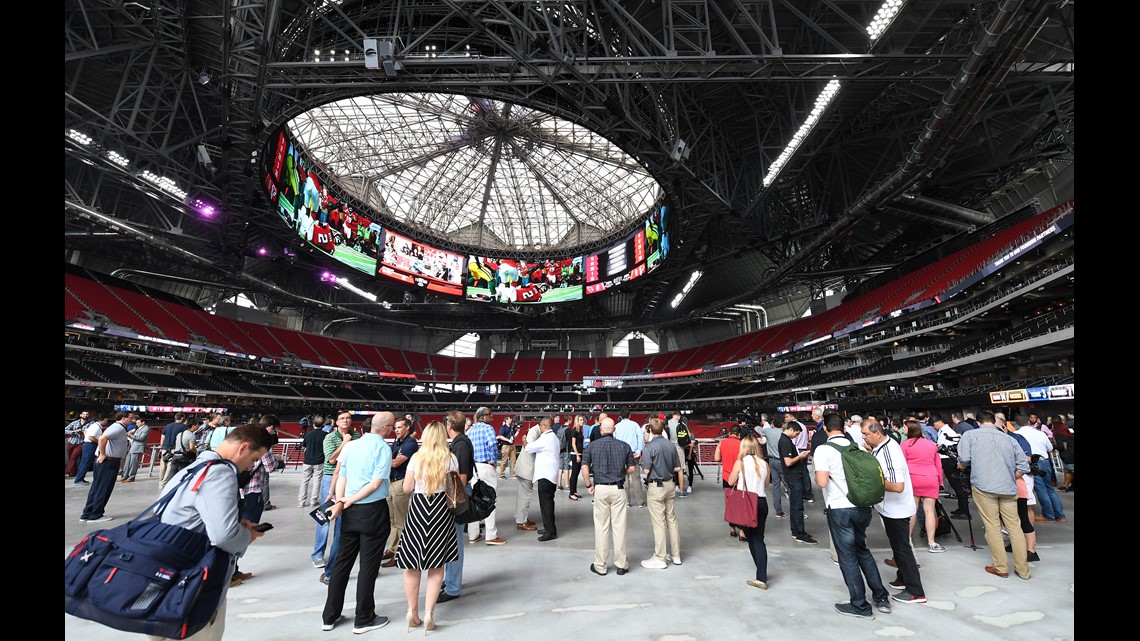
[873,626,916,637]
[956,585,997,598]
[972,611,1045,628]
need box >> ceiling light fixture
[670,270,703,309]
[762,79,840,187]
[867,0,906,42]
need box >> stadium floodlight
[762,79,841,188]
[257,247,269,256]
[320,271,337,283]
[670,269,704,309]
[191,197,217,217]
[867,0,906,41]
[139,170,188,200]
[334,276,378,302]
[68,129,93,145]
[106,151,130,167]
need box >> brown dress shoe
[516,523,537,531]
[380,558,397,568]
[984,565,1009,578]
[382,550,395,560]
[524,520,536,526]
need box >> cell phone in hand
[252,522,274,532]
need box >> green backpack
[820,440,885,507]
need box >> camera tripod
[950,473,980,551]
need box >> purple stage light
[201,206,215,217]
[258,247,268,256]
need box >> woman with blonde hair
[728,435,771,589]
[397,421,459,633]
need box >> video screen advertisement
[585,228,646,294]
[262,128,380,275]
[378,229,466,296]
[466,256,584,303]
[645,201,670,272]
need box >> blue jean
[1033,459,1066,520]
[75,442,97,483]
[827,506,889,614]
[443,484,472,595]
[314,473,343,574]
[240,491,265,523]
[80,457,121,520]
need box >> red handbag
[723,472,759,528]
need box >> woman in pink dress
[901,420,945,553]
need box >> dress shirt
[956,424,1030,496]
[467,421,499,464]
[525,430,560,485]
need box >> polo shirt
[718,436,742,482]
[322,429,358,476]
[338,433,392,504]
[449,433,475,479]
[871,437,915,519]
[582,434,634,485]
[777,433,802,469]
[641,436,681,481]
[814,434,856,510]
[390,435,419,480]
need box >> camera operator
[932,415,969,519]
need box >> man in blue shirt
[157,413,190,491]
[466,407,507,545]
[956,410,1031,580]
[321,411,394,634]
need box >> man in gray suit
[514,419,542,531]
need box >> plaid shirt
[468,421,499,464]
[242,451,276,496]
[65,419,90,445]
[582,434,634,484]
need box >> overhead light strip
[762,79,840,188]
[670,270,703,309]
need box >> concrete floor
[65,466,1074,640]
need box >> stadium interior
[65,1,1075,637]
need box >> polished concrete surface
[65,465,1075,640]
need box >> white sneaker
[83,516,113,523]
[640,558,668,570]
[668,555,682,566]
[928,543,946,553]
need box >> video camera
[1028,454,1049,477]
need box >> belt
[650,479,671,487]
[478,461,496,465]
[595,482,619,486]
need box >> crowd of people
[66,405,1073,637]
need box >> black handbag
[454,467,496,524]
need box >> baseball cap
[849,415,862,423]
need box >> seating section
[64,202,1072,387]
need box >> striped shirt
[956,424,1030,496]
[322,429,359,476]
[871,438,915,519]
[582,434,634,485]
[467,421,499,464]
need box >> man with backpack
[814,414,891,620]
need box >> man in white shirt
[845,415,866,450]
[525,417,561,541]
[862,419,926,604]
[613,412,646,508]
[1015,415,1067,522]
[814,414,891,620]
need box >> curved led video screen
[378,228,466,297]
[263,126,671,301]
[466,256,584,304]
[262,129,380,275]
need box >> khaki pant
[158,457,175,491]
[646,481,681,561]
[972,486,1030,578]
[498,445,517,477]
[386,479,411,554]
[515,476,534,524]
[592,484,629,573]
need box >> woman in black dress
[396,421,459,633]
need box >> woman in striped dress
[397,421,459,633]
